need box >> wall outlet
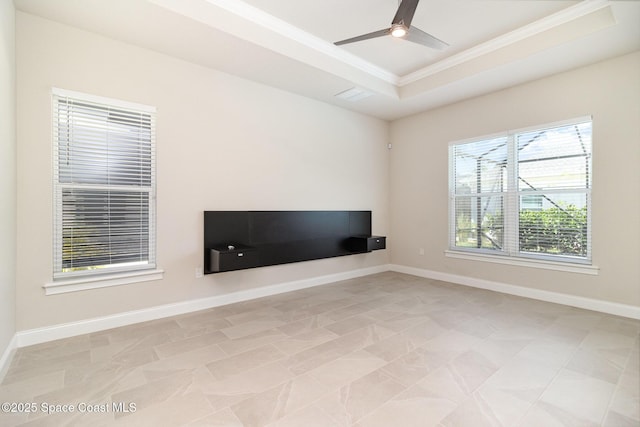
[195,267,203,278]
[419,248,425,255]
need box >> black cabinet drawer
[348,235,386,252]
[209,245,259,272]
[366,236,386,251]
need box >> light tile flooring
[1,272,639,426]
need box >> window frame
[47,88,162,294]
[447,116,597,274]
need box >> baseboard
[16,264,391,348]
[390,264,640,320]
[14,262,639,350]
[0,334,18,383]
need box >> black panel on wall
[203,211,250,246]
[249,211,349,245]
[203,210,383,274]
[348,210,373,236]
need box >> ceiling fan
[334,0,448,50]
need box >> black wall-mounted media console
[204,210,385,274]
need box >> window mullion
[505,133,518,256]
[448,145,456,251]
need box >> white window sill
[445,250,599,275]
[44,268,164,295]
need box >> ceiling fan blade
[392,0,420,27]
[334,28,391,46]
[405,26,449,50]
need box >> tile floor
[0,272,638,426]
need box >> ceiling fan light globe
[391,25,407,38]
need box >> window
[52,89,157,280]
[449,117,592,266]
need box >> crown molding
[203,0,400,85]
[150,0,615,99]
[399,0,612,86]
[202,0,612,90]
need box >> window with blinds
[52,89,156,278]
[449,117,592,264]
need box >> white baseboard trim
[12,262,639,352]
[389,264,640,320]
[16,264,391,348]
[0,334,18,383]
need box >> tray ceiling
[15,0,640,120]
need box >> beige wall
[14,9,639,334]
[15,13,390,331]
[390,51,640,307]
[0,0,17,357]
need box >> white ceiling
[14,0,640,120]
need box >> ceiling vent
[334,87,374,102]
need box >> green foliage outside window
[457,204,587,257]
[518,205,587,257]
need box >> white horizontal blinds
[53,91,156,277]
[515,120,592,260]
[451,136,508,252]
[449,117,592,265]
[517,121,592,191]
